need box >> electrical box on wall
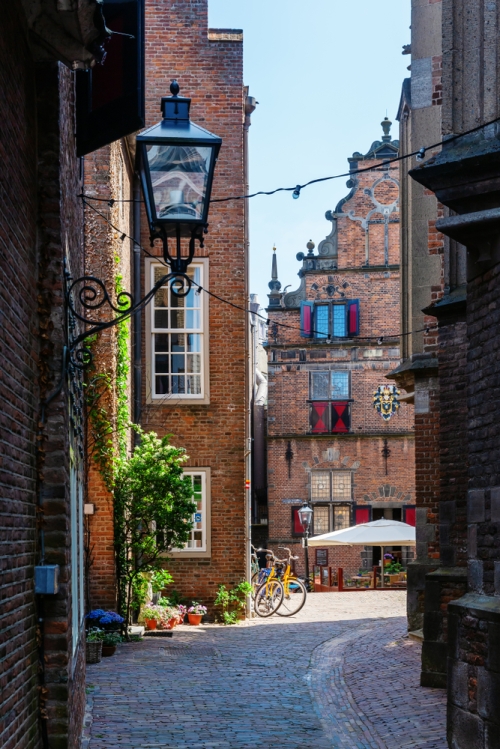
[35,565,60,595]
[84,503,95,515]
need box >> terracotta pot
[165,618,177,630]
[145,619,157,630]
[188,613,202,626]
[177,615,185,625]
[101,645,116,657]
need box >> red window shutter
[355,508,370,525]
[300,301,314,338]
[404,506,416,527]
[331,402,350,433]
[347,300,360,336]
[292,508,305,535]
[310,402,330,433]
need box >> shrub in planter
[101,631,123,657]
[141,604,164,630]
[187,602,207,625]
[86,610,124,632]
[86,628,104,663]
[214,581,252,625]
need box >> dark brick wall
[0,6,87,745]
[0,5,40,748]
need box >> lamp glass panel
[146,144,213,222]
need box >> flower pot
[166,618,177,630]
[86,641,102,664]
[101,644,116,657]
[188,613,202,626]
[177,615,185,626]
[145,619,157,631]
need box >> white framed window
[147,260,209,402]
[311,470,352,502]
[170,468,211,558]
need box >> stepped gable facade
[264,122,416,578]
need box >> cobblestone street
[84,592,446,749]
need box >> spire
[381,116,392,142]
[268,245,282,307]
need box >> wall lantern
[297,503,313,532]
[136,80,222,274]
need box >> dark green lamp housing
[137,80,222,272]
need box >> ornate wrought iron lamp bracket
[64,265,193,369]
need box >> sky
[207,0,411,310]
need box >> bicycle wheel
[251,569,270,599]
[254,579,283,617]
[276,577,307,616]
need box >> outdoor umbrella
[308,519,416,589]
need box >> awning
[308,519,416,547]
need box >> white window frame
[146,258,210,404]
[169,467,211,558]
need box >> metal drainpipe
[133,176,142,442]
[244,89,257,614]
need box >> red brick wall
[139,0,247,608]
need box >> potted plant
[187,602,207,625]
[101,631,122,657]
[142,605,163,630]
[177,604,187,625]
[86,628,104,663]
[383,553,394,567]
[86,609,124,632]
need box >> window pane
[332,472,351,500]
[154,266,168,285]
[333,305,346,337]
[331,372,349,398]
[315,306,329,339]
[171,375,185,393]
[186,334,201,352]
[334,506,350,530]
[311,472,330,501]
[171,334,185,352]
[170,310,185,328]
[154,310,169,328]
[186,375,201,394]
[155,354,169,373]
[171,354,185,373]
[156,375,169,394]
[310,371,330,400]
[185,310,200,329]
[155,334,169,352]
[187,354,201,373]
[313,506,330,535]
[154,288,169,307]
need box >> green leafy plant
[385,562,403,575]
[142,605,164,622]
[214,581,252,625]
[86,628,105,642]
[113,429,196,635]
[102,632,123,646]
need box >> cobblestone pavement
[84,592,446,749]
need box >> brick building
[85,0,252,613]
[395,1,500,746]
[265,122,415,579]
[0,2,132,746]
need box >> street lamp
[298,502,313,591]
[136,80,222,275]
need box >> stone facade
[400,0,500,745]
[265,124,415,580]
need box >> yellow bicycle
[254,547,307,617]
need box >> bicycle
[274,547,307,617]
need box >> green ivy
[115,273,130,461]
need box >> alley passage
[84,592,446,749]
